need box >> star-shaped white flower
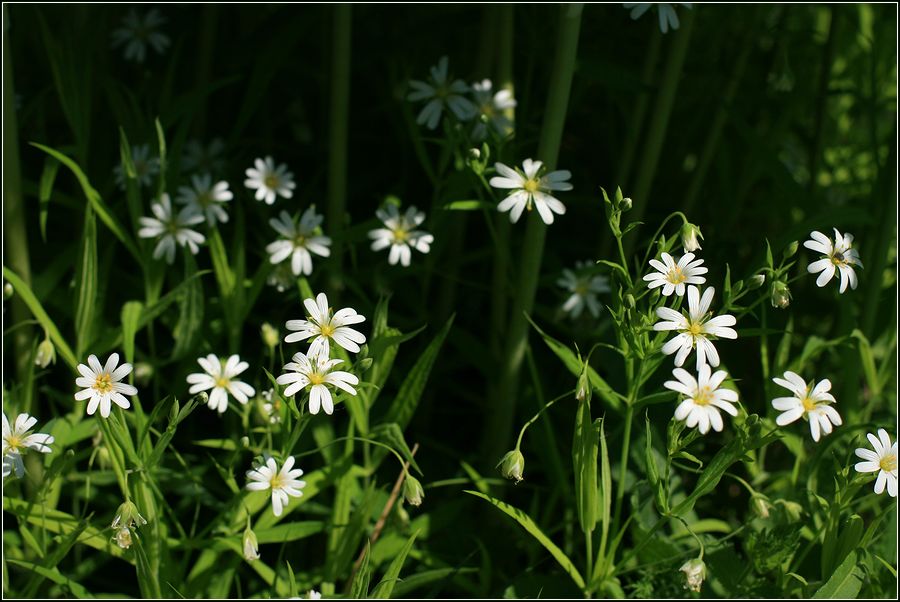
[654,286,737,369]
[75,353,138,418]
[2,413,54,479]
[114,144,160,190]
[643,252,707,297]
[803,228,863,293]
[623,3,692,34]
[407,56,476,129]
[176,173,233,226]
[854,429,897,498]
[489,159,572,225]
[111,8,170,63]
[664,364,739,434]
[368,204,434,267]
[284,292,367,357]
[138,193,206,264]
[557,260,610,319]
[245,456,306,517]
[266,208,332,277]
[276,350,360,415]
[471,79,517,139]
[244,156,296,205]
[771,371,842,442]
[187,354,256,414]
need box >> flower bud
[618,197,633,212]
[468,147,481,160]
[497,449,525,483]
[168,398,180,424]
[624,293,636,309]
[306,590,322,600]
[782,240,799,259]
[746,274,766,290]
[751,494,771,519]
[114,527,133,550]
[34,337,56,369]
[134,362,153,386]
[261,322,280,350]
[111,500,148,531]
[679,558,707,592]
[680,222,704,253]
[358,357,373,372]
[3,282,13,300]
[576,367,592,403]
[356,343,369,361]
[402,474,425,507]
[770,280,791,309]
[242,526,260,561]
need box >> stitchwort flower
[470,79,516,139]
[2,413,54,479]
[557,260,610,319]
[489,159,572,225]
[245,455,306,517]
[643,252,707,297]
[664,364,739,434]
[276,349,360,416]
[186,354,256,414]
[854,429,897,497]
[803,228,863,293]
[111,8,170,63]
[138,193,206,264]
[176,173,233,226]
[368,204,433,267]
[771,371,842,442]
[284,292,367,358]
[113,144,159,190]
[75,353,138,418]
[245,156,296,205]
[653,286,737,369]
[266,208,332,277]
[407,56,476,129]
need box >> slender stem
[3,5,33,383]
[515,389,574,450]
[483,3,584,459]
[625,9,695,256]
[327,4,351,302]
[585,529,594,597]
[612,404,634,537]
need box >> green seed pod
[770,280,792,309]
[746,273,766,290]
[34,337,56,369]
[402,474,425,507]
[496,449,525,483]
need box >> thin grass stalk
[3,6,33,384]
[193,4,218,136]
[327,4,351,302]
[807,6,836,200]
[484,3,583,459]
[625,9,695,255]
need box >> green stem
[515,389,574,450]
[483,2,583,459]
[625,9,695,256]
[326,4,351,301]
[612,404,634,537]
[3,5,33,384]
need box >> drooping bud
[242,525,260,561]
[3,282,13,300]
[751,494,771,519]
[576,365,592,404]
[746,274,766,290]
[34,337,56,369]
[402,474,425,507]
[497,449,525,483]
[261,322,280,350]
[770,280,792,309]
[679,557,707,593]
[782,240,799,259]
[111,500,148,531]
[680,222,704,253]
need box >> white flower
[489,159,572,225]
[284,292,367,357]
[624,3,692,34]
[854,429,897,498]
[643,252,707,297]
[664,364,739,434]
[557,260,610,319]
[181,138,226,174]
[114,144,160,190]
[261,388,281,424]
[653,285,737,369]
[186,354,256,415]
[176,174,233,226]
[75,353,138,418]
[265,208,332,277]
[368,204,434,267]
[243,527,260,562]
[138,194,206,264]
[803,228,863,293]
[2,413,54,479]
[245,456,306,517]
[679,558,707,592]
[244,156,296,205]
[276,350,360,416]
[306,591,322,600]
[471,79,516,139]
[111,8,170,63]
[407,56,476,129]
[771,371,842,442]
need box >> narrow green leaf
[207,227,235,297]
[573,396,598,534]
[465,490,585,589]
[392,567,478,597]
[442,199,495,211]
[371,530,419,599]
[120,301,144,365]
[38,155,60,242]
[253,521,325,544]
[74,205,98,358]
[7,559,93,599]
[812,550,864,598]
[384,315,454,430]
[351,541,372,599]
[172,253,205,359]
[851,329,880,396]
[3,266,77,370]
[155,117,168,196]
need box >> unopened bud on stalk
[402,474,425,507]
[261,323,279,350]
[134,362,154,386]
[680,222,704,253]
[624,293,636,309]
[770,280,792,309]
[357,357,373,372]
[35,337,56,368]
[468,147,481,160]
[3,282,13,300]
[111,500,148,531]
[497,449,525,483]
[746,274,766,290]
[751,494,771,519]
[618,197,633,212]
[679,557,707,592]
[243,526,260,561]
[782,240,799,259]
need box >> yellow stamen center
[93,373,113,394]
[308,372,326,386]
[667,265,686,285]
[269,473,285,490]
[687,321,703,337]
[392,228,409,243]
[693,386,713,406]
[5,434,22,452]
[197,192,212,207]
[264,174,280,189]
[215,376,230,389]
[319,324,335,338]
[575,283,589,296]
[523,179,540,193]
[801,397,818,412]
[879,453,897,472]
[293,234,307,247]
